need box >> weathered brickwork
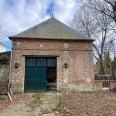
[95,80,116,91]
[10,38,94,93]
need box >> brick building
[9,17,95,93]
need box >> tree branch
[93,54,100,62]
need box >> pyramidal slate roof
[10,17,93,41]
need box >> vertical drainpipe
[8,49,12,102]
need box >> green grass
[63,107,71,114]
[56,95,62,113]
[113,106,116,111]
[1,95,8,100]
[110,93,115,99]
[27,96,43,111]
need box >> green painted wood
[35,67,46,92]
[25,67,35,92]
[24,57,56,92]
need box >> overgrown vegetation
[1,95,7,100]
[0,53,10,94]
[26,94,43,111]
[57,95,72,115]
[63,106,71,114]
[0,54,10,64]
[28,98,43,110]
[56,95,62,113]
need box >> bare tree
[62,0,116,74]
[70,5,115,74]
[87,0,116,24]
[62,0,116,24]
[0,17,9,40]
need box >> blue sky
[0,0,77,51]
[46,2,54,16]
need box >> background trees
[62,0,116,23]
[62,0,116,76]
[104,52,112,74]
[69,1,116,74]
[0,17,9,41]
[87,0,116,24]
[62,0,116,75]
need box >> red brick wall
[10,38,94,93]
[95,80,116,90]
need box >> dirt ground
[0,92,61,116]
[61,90,116,116]
[1,91,116,116]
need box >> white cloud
[0,0,50,35]
[53,0,76,24]
[0,0,77,49]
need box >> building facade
[9,17,95,93]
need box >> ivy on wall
[0,54,10,64]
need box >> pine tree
[112,56,116,79]
[113,57,116,63]
[104,52,112,74]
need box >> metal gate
[95,74,111,89]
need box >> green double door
[24,57,56,92]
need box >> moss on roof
[10,17,93,40]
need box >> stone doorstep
[103,87,109,90]
[42,113,56,116]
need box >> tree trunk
[112,62,116,79]
[99,60,105,75]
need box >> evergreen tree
[112,56,116,79]
[104,52,112,74]
[113,56,116,63]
